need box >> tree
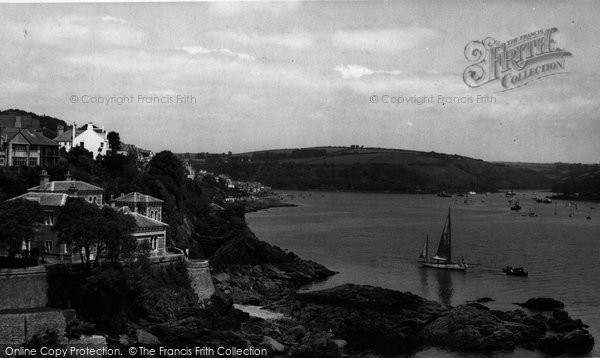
[97,207,137,262]
[107,131,121,155]
[54,198,101,268]
[0,199,44,259]
[147,151,186,185]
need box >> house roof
[5,128,58,146]
[129,212,168,229]
[11,192,68,207]
[28,181,104,193]
[53,129,83,142]
[114,192,163,203]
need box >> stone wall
[0,266,48,310]
[186,259,215,301]
[0,309,75,345]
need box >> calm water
[247,191,600,358]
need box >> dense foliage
[0,198,43,258]
[47,260,198,336]
[53,199,136,267]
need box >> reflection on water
[418,266,429,298]
[435,270,453,305]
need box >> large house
[8,172,168,261]
[28,171,104,205]
[0,127,59,167]
[113,192,163,222]
[54,123,109,159]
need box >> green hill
[196,147,555,193]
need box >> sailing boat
[419,208,467,271]
[418,235,429,262]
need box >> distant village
[0,110,273,266]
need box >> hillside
[194,147,555,193]
[0,108,67,139]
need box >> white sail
[418,235,429,260]
[433,209,451,261]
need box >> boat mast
[426,234,429,261]
[447,207,452,263]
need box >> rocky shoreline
[205,232,595,357]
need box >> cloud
[9,15,146,48]
[210,31,315,50]
[180,46,255,61]
[332,27,439,53]
[334,64,401,79]
[208,2,300,16]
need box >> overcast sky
[0,1,598,163]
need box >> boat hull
[421,261,467,270]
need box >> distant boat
[437,192,452,198]
[506,191,516,197]
[502,266,528,277]
[468,191,476,195]
[528,202,538,217]
[419,208,467,271]
[511,200,522,211]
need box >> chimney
[40,170,50,188]
[15,116,22,128]
[87,123,93,130]
[57,125,64,137]
[64,171,73,181]
[72,122,76,144]
[67,184,78,197]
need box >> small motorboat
[502,266,528,277]
[511,201,522,210]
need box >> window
[88,196,93,202]
[151,236,158,250]
[100,143,104,148]
[28,158,37,166]
[30,145,38,151]
[92,196,97,204]
[12,157,27,166]
[44,212,54,225]
[45,240,53,253]
[12,144,27,152]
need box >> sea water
[247,190,600,357]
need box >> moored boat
[502,266,528,277]
[511,200,522,210]
[418,208,467,271]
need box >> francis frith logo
[463,28,571,91]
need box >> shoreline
[220,202,597,357]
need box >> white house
[54,123,109,159]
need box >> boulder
[553,309,569,321]
[135,329,160,345]
[476,297,495,303]
[210,288,234,315]
[419,305,516,351]
[213,272,231,283]
[286,325,307,341]
[262,336,285,353]
[538,329,594,355]
[332,339,347,349]
[516,297,564,311]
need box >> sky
[0,0,598,163]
